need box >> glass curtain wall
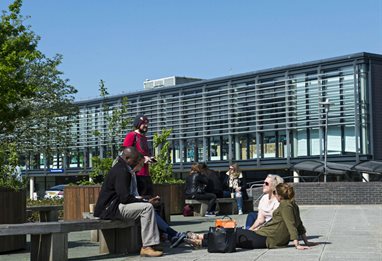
[20,56,373,175]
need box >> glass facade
[22,53,378,177]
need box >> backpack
[183,204,194,216]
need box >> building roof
[76,52,382,106]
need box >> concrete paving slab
[0,205,380,261]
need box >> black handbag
[207,226,236,253]
[236,228,267,249]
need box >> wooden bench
[185,198,253,216]
[185,198,238,216]
[27,205,63,222]
[0,219,141,261]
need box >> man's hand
[148,195,160,204]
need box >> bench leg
[192,203,208,216]
[100,226,141,254]
[200,203,208,216]
[31,233,68,261]
[90,229,99,242]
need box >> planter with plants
[63,156,112,220]
[0,143,27,252]
[150,129,185,222]
[26,198,64,222]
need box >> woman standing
[226,163,245,215]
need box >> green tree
[79,80,131,185]
[85,156,113,185]
[96,79,131,158]
[15,54,78,170]
[0,0,42,134]
[0,0,78,189]
[0,142,26,189]
[150,128,183,184]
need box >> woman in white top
[245,174,284,230]
[226,163,245,215]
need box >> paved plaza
[0,205,381,261]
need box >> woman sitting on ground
[245,174,284,229]
[187,183,318,250]
[184,163,217,217]
[250,183,319,249]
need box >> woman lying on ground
[187,183,318,250]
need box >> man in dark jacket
[94,147,162,257]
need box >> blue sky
[1,0,382,100]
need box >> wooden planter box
[63,184,184,222]
[0,188,26,252]
[153,183,185,222]
[64,185,101,220]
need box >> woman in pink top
[245,174,284,230]
[123,114,155,197]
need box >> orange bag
[215,216,237,228]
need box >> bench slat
[0,219,135,236]
[185,198,251,215]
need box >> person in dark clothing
[185,163,217,216]
[121,114,167,224]
[220,171,231,198]
[200,163,224,198]
[94,147,162,257]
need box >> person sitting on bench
[94,147,163,257]
[185,163,217,217]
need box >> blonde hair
[228,163,242,178]
[231,163,240,172]
[276,183,295,200]
[267,174,284,191]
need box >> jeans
[235,192,243,212]
[155,212,180,240]
[245,211,258,229]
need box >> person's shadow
[301,235,331,246]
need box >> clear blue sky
[1,0,382,101]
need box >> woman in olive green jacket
[253,183,318,250]
[186,183,318,250]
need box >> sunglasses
[263,181,270,186]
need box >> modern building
[22,52,382,194]
[143,76,202,90]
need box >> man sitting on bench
[94,147,163,257]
